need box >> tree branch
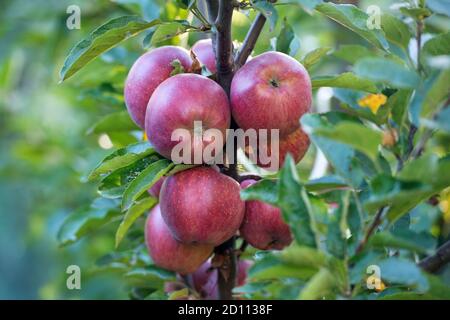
[215,0,234,95]
[356,207,385,254]
[212,0,238,300]
[419,240,450,273]
[234,13,266,68]
[215,237,237,300]
[205,0,219,23]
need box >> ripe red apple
[148,176,166,198]
[160,166,245,246]
[124,46,192,128]
[145,73,230,162]
[191,259,253,299]
[246,127,310,171]
[192,39,216,73]
[239,179,293,250]
[230,51,312,136]
[145,204,213,274]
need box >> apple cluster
[124,39,312,295]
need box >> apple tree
[58,0,450,300]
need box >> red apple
[191,259,253,299]
[239,179,293,250]
[145,73,230,162]
[124,46,192,128]
[192,39,216,73]
[230,51,312,136]
[160,166,245,246]
[246,127,310,171]
[148,176,166,198]
[145,205,213,274]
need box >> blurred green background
[0,0,447,299]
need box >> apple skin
[191,259,253,299]
[124,46,192,128]
[192,39,216,73]
[160,166,245,246]
[145,204,213,274]
[239,179,293,250]
[246,127,310,171]
[148,177,166,198]
[230,51,312,136]
[145,73,230,161]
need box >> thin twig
[234,13,266,68]
[355,207,385,254]
[419,240,450,273]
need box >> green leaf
[57,198,121,247]
[278,156,318,248]
[422,32,450,57]
[420,69,450,119]
[88,141,155,181]
[354,57,420,89]
[377,258,429,292]
[249,254,317,280]
[150,22,189,46]
[289,0,322,12]
[312,121,382,162]
[125,266,176,288]
[409,70,450,126]
[389,89,412,126]
[312,72,378,93]
[305,175,348,193]
[399,154,450,190]
[87,111,139,135]
[253,0,278,32]
[115,197,157,248]
[279,246,327,268]
[122,159,173,211]
[315,3,389,51]
[400,7,432,20]
[60,16,160,81]
[422,107,450,133]
[301,47,332,70]
[326,192,350,259]
[363,174,434,221]
[301,113,362,187]
[333,89,389,125]
[427,0,450,17]
[333,45,377,64]
[368,231,430,254]
[276,18,295,55]
[297,268,336,300]
[381,14,411,51]
[240,179,278,205]
[98,154,161,199]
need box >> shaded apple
[160,166,245,246]
[239,179,293,250]
[191,259,253,299]
[192,39,216,73]
[230,51,312,136]
[145,204,213,274]
[148,176,166,198]
[245,127,310,171]
[145,73,230,162]
[124,46,192,128]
